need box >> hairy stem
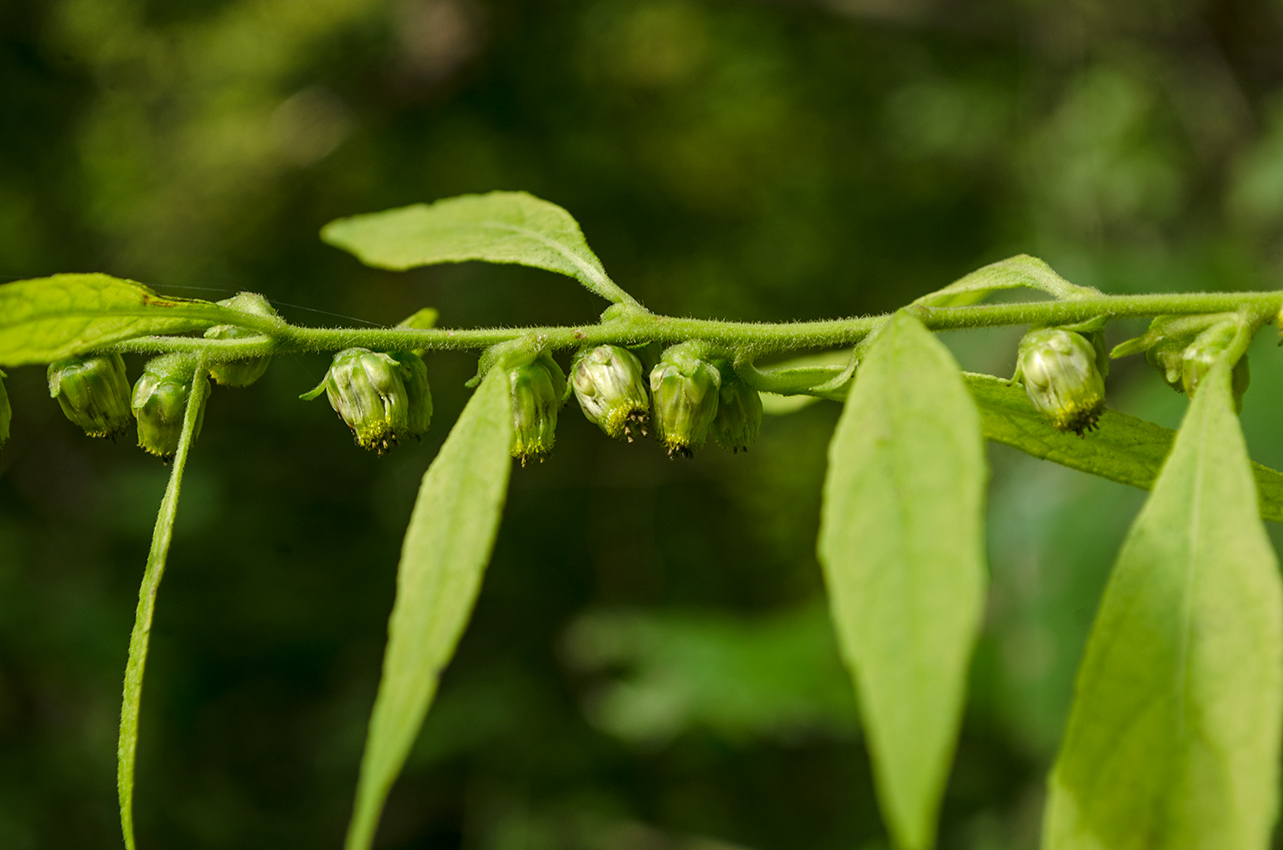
[107,291,1283,364]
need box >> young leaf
[117,370,210,850]
[0,274,241,366]
[345,367,513,850]
[1044,354,1283,850]
[911,254,1099,308]
[817,311,988,850]
[964,373,1283,523]
[321,191,639,307]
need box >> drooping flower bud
[508,352,564,464]
[571,345,649,441]
[1180,321,1250,411]
[132,355,206,459]
[47,353,133,439]
[301,348,409,454]
[204,292,277,388]
[1114,313,1234,393]
[0,370,10,451]
[1145,337,1187,391]
[390,351,432,441]
[1015,328,1106,435]
[650,344,720,457]
[710,361,762,453]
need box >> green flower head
[650,344,720,457]
[508,351,564,464]
[1015,328,1106,435]
[48,353,133,439]
[132,355,206,460]
[390,351,433,442]
[710,362,762,454]
[571,345,649,441]
[303,348,409,455]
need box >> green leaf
[911,254,1099,308]
[118,370,210,850]
[0,274,237,366]
[817,311,988,850]
[321,191,638,306]
[964,373,1283,523]
[345,367,513,850]
[1044,353,1283,850]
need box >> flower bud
[571,345,649,441]
[1144,338,1186,391]
[132,355,206,459]
[508,352,564,464]
[650,345,720,457]
[390,351,433,441]
[47,353,133,438]
[1015,328,1106,435]
[1180,321,1250,411]
[710,362,762,453]
[302,348,409,454]
[204,292,277,387]
[0,370,10,451]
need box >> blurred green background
[5,0,1283,847]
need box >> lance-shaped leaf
[1044,354,1283,850]
[0,274,241,366]
[321,191,638,306]
[345,368,513,850]
[911,254,1099,308]
[118,370,210,850]
[817,311,988,850]
[766,370,1283,523]
[963,373,1283,523]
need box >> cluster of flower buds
[305,334,764,464]
[1013,327,1108,435]
[507,351,565,464]
[203,292,278,388]
[1115,314,1250,412]
[48,353,133,439]
[571,345,649,441]
[132,354,207,459]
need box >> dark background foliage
[5,0,1283,847]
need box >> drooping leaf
[817,311,988,850]
[321,191,638,306]
[911,254,1099,308]
[964,373,1283,523]
[345,368,513,850]
[1044,353,1283,850]
[118,370,210,850]
[0,274,239,366]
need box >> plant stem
[108,291,1283,364]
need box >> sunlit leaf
[321,191,638,305]
[117,371,211,850]
[0,274,235,366]
[1044,354,1283,850]
[912,254,1098,307]
[817,311,987,850]
[345,368,513,850]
